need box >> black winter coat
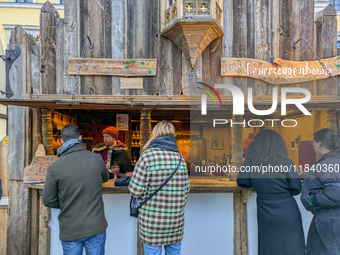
[237,158,305,255]
[301,150,340,214]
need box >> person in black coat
[237,129,305,255]
[301,128,340,255]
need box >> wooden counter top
[28,178,252,194]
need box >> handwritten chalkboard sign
[69,58,157,76]
[23,156,58,183]
[221,56,340,84]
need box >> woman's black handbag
[130,156,182,218]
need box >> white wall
[49,193,313,255]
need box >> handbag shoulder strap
[136,154,182,210]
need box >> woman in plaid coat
[129,120,191,255]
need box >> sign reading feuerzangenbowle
[221,57,340,84]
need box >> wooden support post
[140,109,152,152]
[137,108,152,255]
[30,189,40,255]
[234,190,252,255]
[41,109,54,155]
[38,195,51,255]
[315,4,337,95]
[32,109,42,160]
[40,2,59,94]
[230,115,243,180]
[325,110,338,131]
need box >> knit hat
[102,126,119,140]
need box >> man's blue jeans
[61,230,106,255]
[143,241,182,255]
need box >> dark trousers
[307,212,340,255]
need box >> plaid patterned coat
[129,147,191,246]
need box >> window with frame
[329,0,340,11]
[16,0,33,2]
[60,0,64,4]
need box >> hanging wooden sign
[120,78,143,89]
[69,58,157,76]
[221,57,340,84]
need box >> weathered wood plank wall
[6,41,31,255]
[41,0,339,98]
[315,4,338,95]
[40,2,59,94]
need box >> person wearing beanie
[92,126,131,174]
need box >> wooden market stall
[1,0,340,255]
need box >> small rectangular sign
[120,78,143,90]
[116,114,129,131]
[69,58,157,76]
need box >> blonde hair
[143,120,176,152]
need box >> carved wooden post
[325,110,338,131]
[140,109,152,150]
[137,108,152,255]
[230,115,243,180]
[41,109,54,155]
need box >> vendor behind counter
[92,126,131,174]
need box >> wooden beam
[254,0,270,95]
[232,0,247,94]
[40,2,59,94]
[112,0,126,96]
[7,44,26,180]
[315,4,337,96]
[63,0,80,94]
[87,0,113,95]
[56,18,64,94]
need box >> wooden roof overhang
[0,95,339,112]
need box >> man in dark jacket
[43,124,109,255]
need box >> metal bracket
[3,46,21,98]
